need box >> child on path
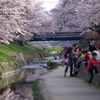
[87,53,100,84]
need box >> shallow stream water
[0,53,60,100]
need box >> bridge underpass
[30,33,85,41]
[30,36,85,41]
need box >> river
[0,53,60,100]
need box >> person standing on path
[68,48,75,77]
[64,57,69,77]
[64,47,74,77]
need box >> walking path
[39,66,100,100]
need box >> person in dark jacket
[68,47,74,77]
[88,40,96,52]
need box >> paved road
[39,67,100,100]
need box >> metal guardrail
[33,35,85,38]
[34,33,85,38]
[30,36,85,41]
[29,32,86,41]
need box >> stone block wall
[77,63,100,88]
[0,52,44,75]
[0,52,45,89]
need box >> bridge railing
[34,33,85,38]
[45,35,82,38]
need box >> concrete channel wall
[0,53,44,77]
[0,53,45,89]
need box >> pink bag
[65,58,69,63]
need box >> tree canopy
[1,0,100,44]
[0,0,53,44]
[51,0,100,33]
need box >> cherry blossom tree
[0,0,53,44]
[51,0,100,33]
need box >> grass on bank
[0,42,63,62]
[24,45,43,50]
[46,46,63,53]
[32,81,39,100]
[0,43,44,62]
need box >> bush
[47,60,52,66]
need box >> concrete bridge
[30,32,85,41]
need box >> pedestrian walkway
[39,66,100,100]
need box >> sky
[42,0,59,11]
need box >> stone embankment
[0,53,45,77]
[0,52,47,100]
[0,52,45,88]
[78,63,100,88]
